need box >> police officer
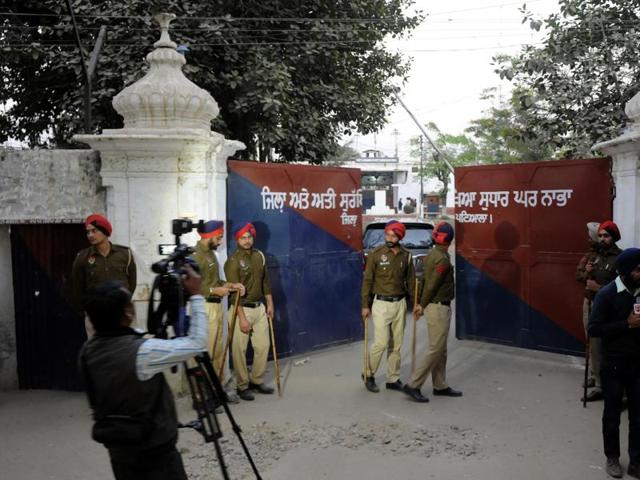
[577,220,623,402]
[403,221,462,403]
[224,222,275,401]
[72,214,136,337]
[192,220,245,375]
[361,220,415,393]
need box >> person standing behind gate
[403,221,462,403]
[224,222,275,401]
[72,214,137,337]
[577,220,623,402]
[192,220,245,375]
[588,248,640,479]
[361,220,415,393]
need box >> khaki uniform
[224,248,272,391]
[192,241,226,374]
[362,245,415,382]
[72,243,136,336]
[576,244,622,390]
[408,244,454,390]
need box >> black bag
[92,414,155,445]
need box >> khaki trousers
[408,303,451,390]
[368,298,406,382]
[232,304,270,391]
[583,297,601,389]
[205,302,225,375]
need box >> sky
[351,0,561,160]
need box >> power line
[0,12,412,23]
[427,0,544,16]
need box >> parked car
[362,221,434,278]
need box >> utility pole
[65,0,107,133]
[393,92,454,174]
[419,136,424,219]
[392,128,399,160]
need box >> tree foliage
[0,0,421,162]
[495,0,640,158]
[409,122,478,200]
[466,88,552,163]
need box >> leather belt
[375,295,404,302]
[206,297,221,304]
[242,301,262,308]
[434,301,451,306]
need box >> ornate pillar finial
[153,12,177,49]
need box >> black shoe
[582,389,604,402]
[386,380,403,391]
[629,463,640,479]
[433,387,463,397]
[249,382,274,394]
[606,457,623,478]
[365,376,379,393]
[402,384,429,403]
[237,388,255,401]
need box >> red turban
[598,220,620,242]
[234,222,256,240]
[385,220,406,240]
[432,221,454,245]
[85,214,112,237]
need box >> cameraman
[80,264,206,480]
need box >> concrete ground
[0,317,619,480]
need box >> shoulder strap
[257,250,266,267]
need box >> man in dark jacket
[588,248,640,479]
[80,265,206,480]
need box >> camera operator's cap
[599,220,621,242]
[432,221,454,245]
[199,220,224,239]
[587,221,600,243]
[234,222,256,240]
[615,248,640,276]
[385,220,406,240]
[85,214,112,236]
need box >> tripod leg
[197,353,263,480]
[183,361,230,480]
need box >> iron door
[11,224,87,390]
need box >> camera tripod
[181,351,262,480]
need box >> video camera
[147,219,205,338]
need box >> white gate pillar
[74,13,244,303]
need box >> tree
[465,88,553,163]
[409,122,478,201]
[0,0,421,162]
[495,0,640,158]
[324,141,360,166]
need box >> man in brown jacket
[361,220,415,393]
[72,214,136,337]
[224,222,275,401]
[577,220,623,402]
[403,221,462,403]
